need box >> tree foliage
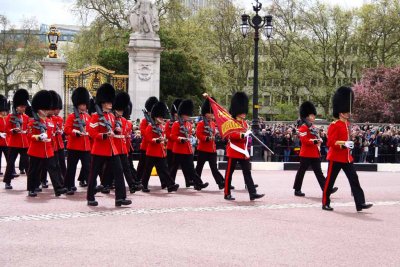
[353,66,400,123]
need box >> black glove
[156,138,161,144]
[102,133,108,140]
[313,140,318,145]
[206,137,210,142]
[75,132,82,137]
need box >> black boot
[79,181,88,187]
[35,187,42,193]
[28,191,37,197]
[194,182,209,191]
[250,193,265,201]
[87,200,98,206]
[356,203,373,212]
[331,187,338,194]
[224,194,235,201]
[185,181,194,188]
[55,188,67,197]
[167,184,179,192]
[142,187,150,193]
[294,190,305,197]
[115,199,132,207]
[41,182,49,189]
[5,183,12,190]
[322,204,334,211]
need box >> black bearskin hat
[13,89,29,107]
[201,97,215,116]
[332,86,354,118]
[96,83,115,105]
[88,98,96,115]
[230,92,248,118]
[145,96,158,112]
[113,92,130,111]
[123,101,132,119]
[25,105,33,118]
[0,95,8,112]
[32,90,52,112]
[72,87,90,108]
[299,101,317,119]
[178,99,194,116]
[170,98,183,115]
[49,90,62,110]
[151,102,167,119]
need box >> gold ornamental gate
[64,65,128,118]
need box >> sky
[1,0,366,28]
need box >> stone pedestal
[127,33,163,120]
[39,58,67,107]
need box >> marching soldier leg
[141,156,155,191]
[208,152,225,186]
[57,149,67,179]
[224,158,237,199]
[110,155,128,202]
[80,151,91,185]
[3,147,19,186]
[310,158,327,191]
[155,158,179,192]
[195,151,207,177]
[128,153,139,184]
[27,156,42,195]
[240,159,264,200]
[19,148,29,174]
[342,163,367,209]
[179,154,207,190]
[293,157,311,194]
[45,156,67,196]
[322,161,342,210]
[169,153,179,182]
[65,150,80,190]
[119,154,136,191]
[87,155,106,201]
[136,150,146,181]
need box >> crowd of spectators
[129,118,400,164]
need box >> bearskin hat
[95,83,115,105]
[201,97,216,116]
[151,102,167,119]
[88,98,96,115]
[32,90,52,112]
[332,86,354,118]
[230,92,248,118]
[13,89,29,107]
[178,99,194,116]
[72,87,90,108]
[170,98,183,115]
[25,105,33,118]
[48,90,62,110]
[299,101,317,119]
[113,92,130,111]
[145,96,158,112]
[0,95,8,112]
[123,101,132,119]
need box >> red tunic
[64,112,91,152]
[51,115,64,151]
[88,112,118,157]
[0,116,8,147]
[298,124,320,158]
[27,117,54,158]
[196,120,216,153]
[165,119,174,151]
[113,116,128,155]
[139,118,149,151]
[145,124,167,158]
[5,113,29,148]
[226,120,249,159]
[125,120,133,153]
[327,120,353,163]
[171,120,193,155]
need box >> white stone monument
[39,58,67,107]
[127,0,163,120]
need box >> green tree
[97,48,129,74]
[0,15,46,96]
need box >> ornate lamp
[47,25,61,58]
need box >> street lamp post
[240,0,273,161]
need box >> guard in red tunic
[322,86,373,212]
[3,89,30,190]
[0,95,9,176]
[26,90,67,197]
[141,102,179,193]
[195,97,225,189]
[223,92,264,201]
[136,96,159,183]
[86,83,131,207]
[166,98,182,181]
[170,99,208,190]
[293,101,338,197]
[64,87,92,194]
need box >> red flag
[207,96,246,138]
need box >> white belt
[114,135,125,139]
[229,137,250,158]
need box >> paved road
[0,169,399,266]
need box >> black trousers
[27,156,64,192]
[103,154,136,188]
[0,146,8,171]
[141,156,175,188]
[87,155,126,201]
[293,157,326,191]
[323,161,366,208]
[56,149,67,179]
[128,153,140,184]
[19,151,29,172]
[65,150,90,189]
[136,150,146,181]
[167,149,178,180]
[224,157,256,196]
[171,153,204,186]
[3,147,28,184]
[195,151,224,185]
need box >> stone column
[127,33,163,120]
[39,57,67,106]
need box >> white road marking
[0,201,398,223]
